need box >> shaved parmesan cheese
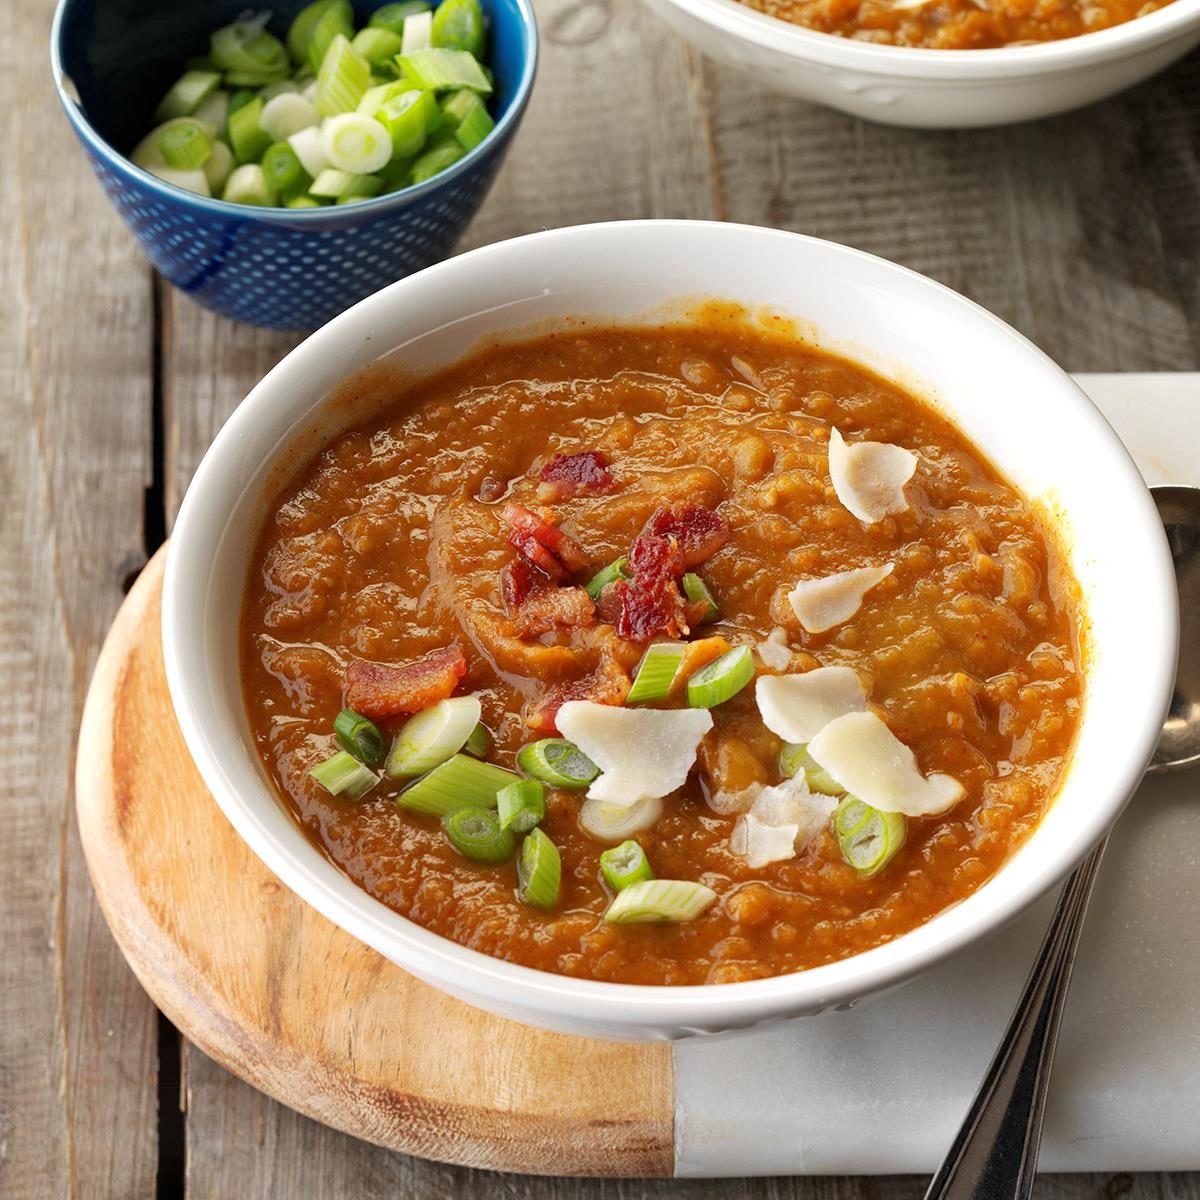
[892,0,936,10]
[556,701,713,807]
[757,627,793,670]
[788,563,894,633]
[828,427,917,524]
[808,711,964,817]
[728,773,837,867]
[756,666,868,744]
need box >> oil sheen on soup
[240,314,1084,987]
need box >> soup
[737,0,1171,49]
[240,313,1084,986]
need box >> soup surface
[241,314,1084,986]
[738,0,1171,48]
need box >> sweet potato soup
[240,315,1084,986]
[738,0,1171,49]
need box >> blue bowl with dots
[51,0,537,331]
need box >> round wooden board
[75,548,674,1177]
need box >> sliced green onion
[682,573,719,623]
[431,0,486,57]
[258,78,302,100]
[321,112,392,173]
[154,69,221,121]
[399,48,492,93]
[288,125,330,177]
[307,0,355,73]
[260,92,318,141]
[584,557,630,600]
[371,0,432,36]
[603,879,717,924]
[315,34,370,116]
[357,80,402,116]
[464,722,491,758]
[497,778,546,834]
[517,827,562,908]
[287,0,341,65]
[353,27,405,66]
[780,742,843,796]
[203,139,235,192]
[442,806,516,863]
[222,163,276,205]
[132,117,216,169]
[626,642,686,705]
[333,176,383,203]
[579,796,662,842]
[410,137,465,182]
[386,696,482,779]
[686,645,755,709]
[310,167,362,198]
[441,88,493,150]
[332,707,386,766]
[310,749,379,799]
[227,96,273,163]
[377,88,437,157]
[193,88,231,133]
[400,9,434,54]
[517,738,599,790]
[379,156,414,191]
[147,165,211,195]
[599,840,653,892]
[159,121,212,169]
[834,795,907,879]
[397,752,520,815]
[227,87,257,120]
[285,194,325,208]
[211,14,289,82]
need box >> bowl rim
[163,219,1178,1031]
[49,0,539,221]
[650,0,1200,78]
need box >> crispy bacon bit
[345,646,467,719]
[506,529,566,583]
[627,532,685,581]
[609,577,690,642]
[536,451,615,502]
[526,656,631,734]
[501,558,546,611]
[502,503,588,573]
[511,586,596,638]
[641,505,729,567]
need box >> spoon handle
[923,839,1108,1200]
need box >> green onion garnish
[309,167,380,199]
[352,26,405,66]
[464,722,491,758]
[320,112,392,173]
[686,645,755,709]
[154,69,222,122]
[398,47,492,93]
[309,750,379,799]
[261,140,309,195]
[332,708,387,766]
[222,163,276,205]
[315,33,371,115]
[386,696,482,779]
[603,879,717,924]
[834,796,907,879]
[441,89,494,150]
[307,0,356,73]
[430,0,486,58]
[497,779,545,834]
[517,828,562,908]
[517,738,600,790]
[333,174,383,203]
[411,139,465,182]
[579,796,663,842]
[626,642,686,705]
[682,573,719,623]
[159,120,212,169]
[370,0,433,37]
[286,194,325,208]
[599,840,653,893]
[584,557,630,600]
[211,14,290,82]
[227,96,273,163]
[400,9,434,54]
[203,140,235,192]
[779,742,843,796]
[260,92,319,141]
[442,806,516,863]
[397,753,520,816]
[378,89,438,157]
[287,0,343,65]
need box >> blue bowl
[51,0,537,330]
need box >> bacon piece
[501,558,546,612]
[608,577,691,643]
[627,532,685,581]
[526,656,631,734]
[641,505,729,567]
[510,586,596,638]
[505,532,565,584]
[344,646,467,719]
[536,451,615,502]
[502,503,588,574]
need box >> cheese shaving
[756,666,869,744]
[828,427,917,524]
[757,627,793,670]
[727,773,837,867]
[556,701,712,807]
[808,711,964,817]
[788,563,894,633]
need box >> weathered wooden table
[5,0,1200,1192]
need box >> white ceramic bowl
[163,220,1177,1041]
[644,0,1200,127]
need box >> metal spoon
[925,484,1200,1200]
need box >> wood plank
[0,1,159,1195]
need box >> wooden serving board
[75,548,675,1177]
